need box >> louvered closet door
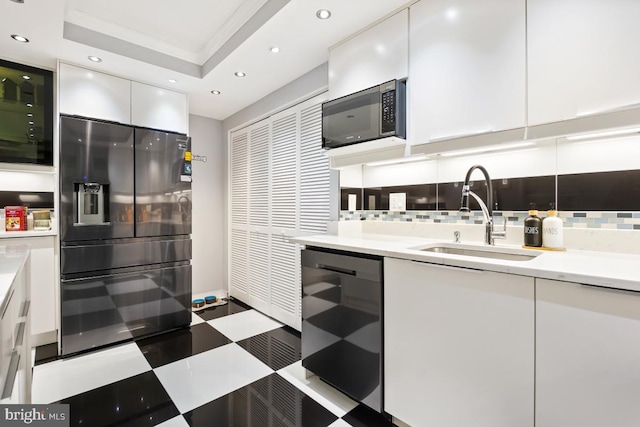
[299,101,330,235]
[230,129,249,301]
[269,111,300,328]
[248,123,271,313]
[271,112,299,232]
[229,94,330,331]
[284,99,329,328]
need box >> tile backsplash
[340,210,640,231]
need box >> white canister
[542,209,563,249]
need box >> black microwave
[322,79,406,149]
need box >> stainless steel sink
[417,244,540,261]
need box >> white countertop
[0,229,57,239]
[0,245,30,312]
[293,233,640,292]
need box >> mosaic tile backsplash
[340,210,640,230]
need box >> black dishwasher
[301,247,383,412]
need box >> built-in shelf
[323,137,406,169]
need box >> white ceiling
[0,0,410,121]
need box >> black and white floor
[31,299,395,426]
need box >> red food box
[5,206,28,231]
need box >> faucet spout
[460,165,493,217]
[459,165,506,245]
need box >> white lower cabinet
[1,251,31,404]
[21,237,56,338]
[1,237,56,340]
[536,279,640,427]
[384,258,534,427]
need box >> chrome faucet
[459,165,506,245]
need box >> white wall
[189,114,225,294]
[222,62,329,134]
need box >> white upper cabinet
[59,63,131,124]
[131,82,188,134]
[328,9,408,99]
[409,0,526,144]
[60,64,188,133]
[528,0,640,126]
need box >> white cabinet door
[384,258,534,427]
[59,63,131,124]
[20,237,55,337]
[131,82,188,134]
[0,237,56,338]
[329,9,408,99]
[536,279,640,427]
[409,0,526,144]
[528,0,640,126]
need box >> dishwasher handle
[317,264,357,276]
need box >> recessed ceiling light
[211,90,221,95]
[10,34,29,43]
[26,113,33,117]
[168,79,177,83]
[316,9,331,19]
[234,71,246,77]
[28,121,34,125]
[22,75,30,80]
[26,103,33,107]
[269,46,280,54]
[10,0,25,3]
[88,56,102,63]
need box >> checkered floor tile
[31,299,395,426]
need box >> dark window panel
[363,184,437,210]
[341,170,640,212]
[438,181,468,211]
[558,170,640,211]
[493,176,555,211]
[0,191,54,209]
[363,188,383,210]
[340,187,362,211]
[0,58,54,166]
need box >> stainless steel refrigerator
[59,116,192,356]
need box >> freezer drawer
[301,247,383,412]
[61,236,191,276]
[60,263,191,356]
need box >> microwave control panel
[381,89,396,134]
